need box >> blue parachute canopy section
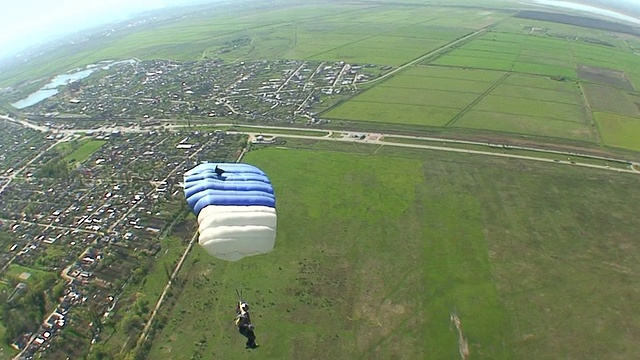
[184,163,276,216]
[184,163,277,261]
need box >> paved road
[2,115,638,175]
[235,131,639,175]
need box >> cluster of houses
[21,59,375,124]
[0,123,246,358]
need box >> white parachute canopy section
[184,163,276,261]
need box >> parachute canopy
[184,163,276,261]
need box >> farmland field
[453,110,596,141]
[471,95,588,123]
[593,112,640,151]
[582,83,640,118]
[146,142,640,360]
[325,101,460,126]
[324,13,640,148]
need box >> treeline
[37,159,70,178]
[0,272,62,344]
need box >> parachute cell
[184,163,276,261]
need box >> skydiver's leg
[246,331,257,348]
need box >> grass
[472,95,589,123]
[405,66,506,82]
[354,87,479,108]
[0,323,18,359]
[501,74,580,92]
[322,16,640,146]
[63,140,107,165]
[381,136,630,169]
[489,84,583,105]
[593,112,640,151]
[325,101,459,126]
[378,75,493,93]
[138,236,188,301]
[148,146,511,359]
[146,142,640,359]
[4,264,54,282]
[454,110,595,142]
[101,234,189,355]
[582,83,640,118]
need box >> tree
[119,314,143,334]
[52,281,66,301]
[86,344,110,360]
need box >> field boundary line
[359,28,489,86]
[445,72,510,127]
[578,81,604,146]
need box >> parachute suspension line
[236,289,244,303]
[235,288,253,324]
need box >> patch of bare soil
[577,65,635,91]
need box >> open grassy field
[593,112,640,151]
[471,95,588,123]
[325,101,460,127]
[452,110,596,142]
[4,264,55,284]
[63,140,107,165]
[146,141,640,359]
[582,83,640,118]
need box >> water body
[528,0,640,26]
[11,59,137,109]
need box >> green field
[323,16,640,147]
[453,110,596,141]
[582,83,640,118]
[593,112,640,151]
[63,140,107,165]
[472,95,588,123]
[325,101,460,126]
[144,142,640,359]
[4,264,55,284]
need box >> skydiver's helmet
[241,302,250,312]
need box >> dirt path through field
[450,313,470,360]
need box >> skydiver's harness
[234,289,253,329]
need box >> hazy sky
[1,0,640,60]
[0,0,213,59]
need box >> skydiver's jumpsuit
[238,320,257,348]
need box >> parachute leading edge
[184,163,277,261]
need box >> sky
[1,0,640,60]
[0,0,214,59]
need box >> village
[0,120,247,359]
[10,58,378,127]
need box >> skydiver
[235,302,258,349]
[215,165,226,177]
